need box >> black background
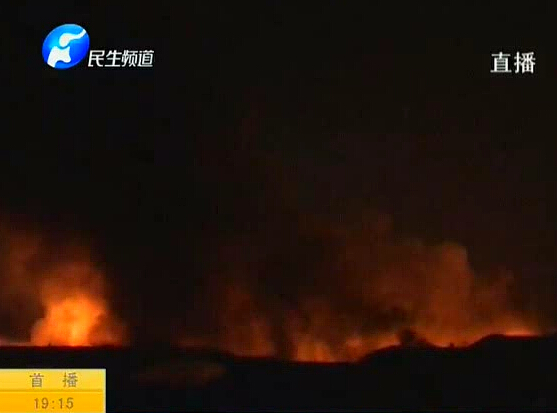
[5,1,557,343]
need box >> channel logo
[42,24,90,70]
[41,24,154,70]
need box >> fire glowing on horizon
[0,217,544,361]
[178,216,543,362]
[29,264,125,347]
[0,227,125,347]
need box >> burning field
[179,212,543,362]
[0,222,126,347]
[6,4,557,411]
[0,212,545,362]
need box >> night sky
[5,2,557,345]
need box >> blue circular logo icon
[42,24,90,69]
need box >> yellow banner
[0,369,105,391]
[0,391,104,413]
[0,370,106,413]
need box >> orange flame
[179,221,542,362]
[31,294,122,346]
[29,263,126,347]
[0,227,125,347]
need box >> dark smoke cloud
[180,205,545,361]
[171,136,552,361]
[1,127,554,356]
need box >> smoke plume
[181,211,542,362]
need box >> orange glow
[179,225,543,362]
[28,262,126,346]
[0,220,542,358]
[180,300,538,362]
[31,294,122,346]
[0,227,125,347]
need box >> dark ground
[1,334,556,412]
